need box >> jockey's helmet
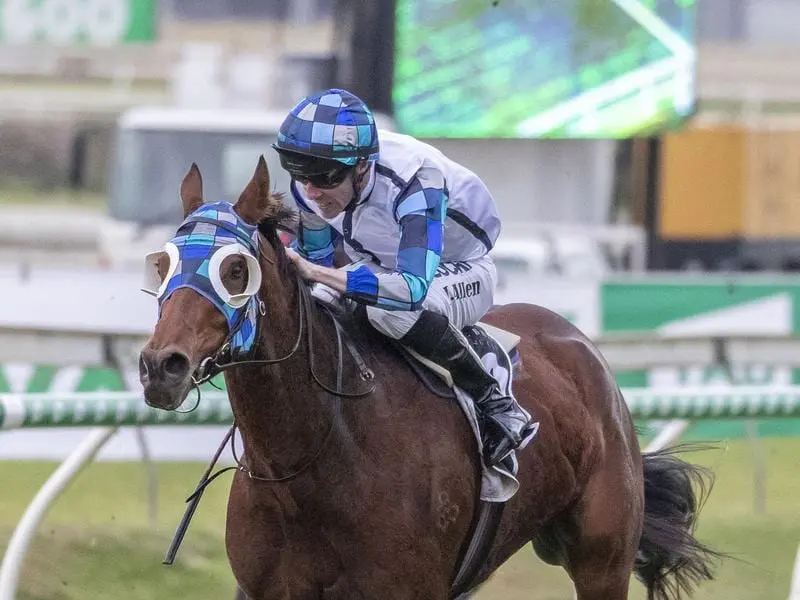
[273,88,380,181]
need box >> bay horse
[139,157,720,599]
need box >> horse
[139,157,720,600]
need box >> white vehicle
[99,105,396,269]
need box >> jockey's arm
[343,165,445,311]
[291,183,340,267]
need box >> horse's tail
[634,445,723,600]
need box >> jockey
[274,88,537,467]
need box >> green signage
[602,278,800,438]
[602,280,800,334]
[0,0,156,45]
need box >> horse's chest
[227,498,340,598]
[320,577,370,600]
[236,545,337,600]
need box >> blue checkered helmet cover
[273,88,380,166]
[157,202,261,355]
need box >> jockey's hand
[285,247,349,294]
[285,247,316,280]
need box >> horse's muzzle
[139,346,193,410]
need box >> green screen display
[393,0,697,138]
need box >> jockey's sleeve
[345,165,445,310]
[290,182,340,267]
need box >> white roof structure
[119,105,397,133]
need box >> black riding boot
[401,312,535,467]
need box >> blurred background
[0,1,799,599]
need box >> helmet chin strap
[348,159,370,206]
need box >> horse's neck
[226,267,339,476]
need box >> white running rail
[0,386,798,599]
[0,427,118,600]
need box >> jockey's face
[300,161,370,219]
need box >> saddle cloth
[402,322,531,503]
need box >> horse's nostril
[139,352,152,379]
[162,352,190,379]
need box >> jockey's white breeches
[363,255,497,340]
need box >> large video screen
[393,0,697,138]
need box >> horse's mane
[254,194,370,343]
[256,192,298,280]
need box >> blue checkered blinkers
[141,202,263,355]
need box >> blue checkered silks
[273,88,380,166]
[144,202,263,356]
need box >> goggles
[277,150,353,189]
[292,166,351,189]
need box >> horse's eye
[220,256,249,296]
[230,262,245,279]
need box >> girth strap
[449,500,505,597]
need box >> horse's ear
[235,155,281,225]
[180,163,204,218]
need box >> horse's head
[139,156,288,410]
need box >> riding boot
[400,312,536,467]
